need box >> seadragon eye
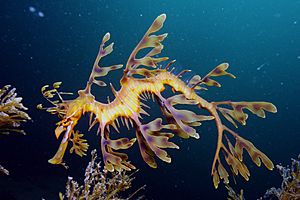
[57,102,70,113]
[58,104,66,110]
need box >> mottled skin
[40,14,277,188]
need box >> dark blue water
[0,0,299,199]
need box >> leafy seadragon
[38,14,277,188]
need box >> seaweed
[59,150,145,200]
[226,154,300,199]
[0,85,31,175]
[262,154,300,200]
[225,184,245,200]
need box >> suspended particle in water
[28,6,36,13]
[28,5,45,18]
[257,63,267,71]
[38,11,44,17]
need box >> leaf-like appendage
[136,129,157,168]
[137,118,178,164]
[158,94,214,139]
[129,68,162,78]
[211,123,275,188]
[84,33,123,92]
[53,82,62,89]
[218,107,244,128]
[167,108,200,138]
[217,162,229,184]
[225,153,250,181]
[93,65,123,78]
[167,94,199,105]
[38,82,72,118]
[69,130,89,157]
[124,14,168,74]
[202,63,235,87]
[191,63,235,90]
[188,75,208,90]
[213,169,220,189]
[102,32,110,43]
[231,102,277,118]
[106,137,136,150]
[43,88,56,99]
[207,63,235,78]
[160,106,190,139]
[218,101,277,127]
[188,75,201,85]
[148,15,166,33]
[101,136,136,172]
[235,136,274,170]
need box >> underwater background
[0,0,299,199]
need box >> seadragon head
[37,82,89,166]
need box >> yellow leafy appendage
[39,14,277,188]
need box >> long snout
[48,121,74,165]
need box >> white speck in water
[29,6,36,13]
[140,13,143,17]
[257,63,266,71]
[297,55,300,59]
[38,11,44,17]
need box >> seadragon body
[39,14,277,188]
